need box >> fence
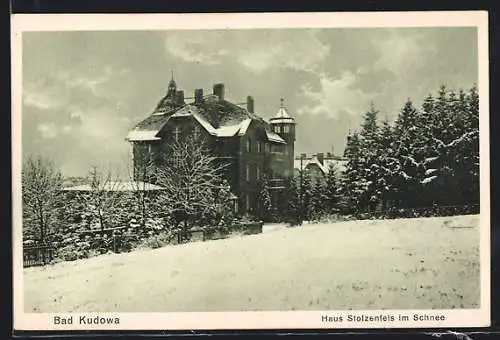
[23,244,55,268]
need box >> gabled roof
[237,119,252,136]
[128,101,286,144]
[217,124,243,137]
[129,114,170,133]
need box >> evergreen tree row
[282,84,480,222]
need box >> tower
[270,98,296,177]
[167,70,177,98]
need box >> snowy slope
[24,215,480,312]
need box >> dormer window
[274,125,281,133]
[283,125,290,133]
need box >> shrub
[137,231,175,250]
[55,244,86,262]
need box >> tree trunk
[39,209,45,244]
[141,198,146,229]
[99,211,104,231]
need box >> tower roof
[168,70,177,89]
[270,98,296,124]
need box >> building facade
[294,152,347,184]
[126,76,296,215]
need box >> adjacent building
[126,76,296,215]
[294,152,347,184]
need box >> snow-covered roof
[171,108,255,138]
[126,130,161,142]
[270,99,295,125]
[130,102,290,143]
[217,124,242,137]
[237,119,252,136]
[270,117,296,124]
[266,130,286,144]
[62,181,165,192]
[275,106,291,118]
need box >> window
[246,165,250,182]
[274,125,281,133]
[147,144,154,162]
[245,138,251,153]
[264,142,269,153]
[256,141,262,153]
[256,166,260,181]
[173,126,181,142]
[246,194,251,211]
[283,125,290,133]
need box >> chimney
[176,90,185,105]
[317,152,324,165]
[213,83,225,101]
[194,89,204,104]
[246,96,254,113]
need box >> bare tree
[155,135,230,243]
[22,156,63,244]
[126,156,159,229]
[79,165,121,231]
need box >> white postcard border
[11,11,490,331]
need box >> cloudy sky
[21,27,478,177]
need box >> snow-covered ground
[23,215,480,312]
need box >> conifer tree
[338,132,363,215]
[324,164,340,214]
[358,103,381,212]
[256,175,273,222]
[376,117,397,211]
[300,170,313,221]
[284,175,301,225]
[310,177,326,220]
[392,99,422,209]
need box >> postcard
[11,11,490,331]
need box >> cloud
[163,29,330,74]
[23,81,65,110]
[296,30,430,120]
[236,30,330,73]
[37,122,58,139]
[297,71,377,120]
[164,34,229,65]
[371,30,426,76]
[23,64,134,175]
[55,66,129,97]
